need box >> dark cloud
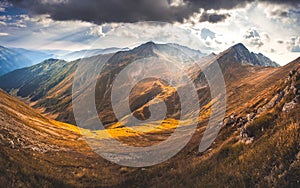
[199,12,230,23]
[270,10,289,18]
[277,40,284,44]
[261,0,299,5]
[9,0,300,24]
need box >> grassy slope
[0,50,299,187]
[0,59,299,187]
[0,88,192,187]
[116,58,300,187]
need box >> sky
[0,0,299,65]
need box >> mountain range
[0,45,130,76]
[0,42,298,187]
[0,45,54,76]
[59,47,130,61]
[0,42,278,125]
[0,42,279,77]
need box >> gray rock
[247,113,255,122]
[282,101,297,112]
[223,116,236,126]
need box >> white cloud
[287,36,300,52]
[0,15,12,21]
[0,0,12,12]
[243,28,265,48]
[177,1,300,65]
[0,32,9,36]
[0,14,95,50]
[27,15,53,27]
[89,26,105,37]
[0,21,6,26]
[88,23,120,37]
[93,22,206,50]
[261,3,296,24]
[169,0,186,7]
[40,0,69,5]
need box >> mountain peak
[144,41,156,45]
[136,41,157,49]
[224,43,279,67]
[231,43,249,52]
[130,41,158,56]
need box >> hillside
[0,41,299,187]
[0,56,299,187]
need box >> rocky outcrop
[282,100,297,113]
[228,43,279,67]
[239,127,254,144]
[223,115,236,127]
[282,69,300,112]
[257,91,285,114]
[222,67,300,144]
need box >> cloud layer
[9,0,299,24]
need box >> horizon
[1,41,295,66]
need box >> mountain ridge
[225,43,279,67]
[0,42,288,126]
[58,47,130,61]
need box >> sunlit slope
[0,58,299,187]
[118,58,300,187]
[0,88,191,187]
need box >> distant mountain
[12,48,55,65]
[58,47,130,61]
[225,43,279,67]
[0,46,31,76]
[165,43,206,59]
[0,45,131,76]
[0,45,55,76]
[41,49,71,56]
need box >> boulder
[223,116,235,126]
[247,113,255,122]
[282,101,297,112]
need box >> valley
[0,42,299,187]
